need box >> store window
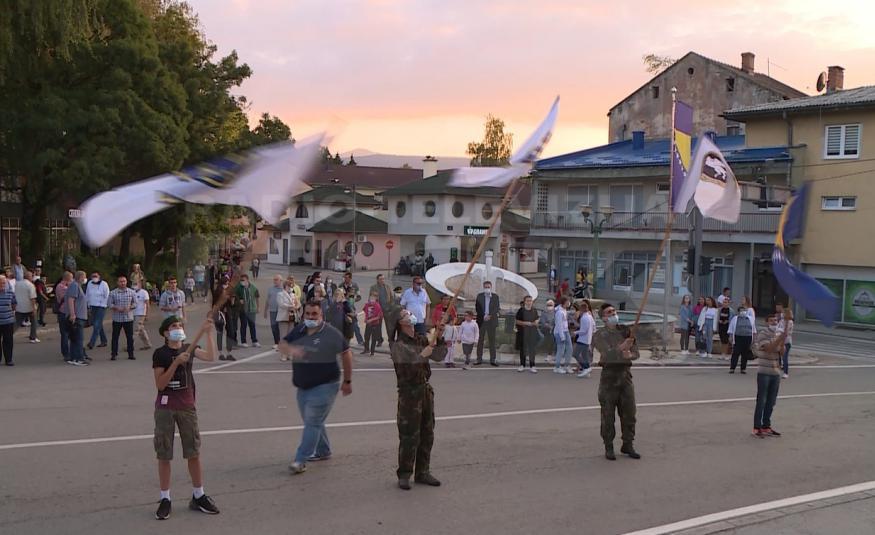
[482,203,493,220]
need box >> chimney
[422,155,438,179]
[827,66,845,93]
[631,131,645,150]
[741,52,755,74]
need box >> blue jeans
[573,342,591,369]
[239,311,257,343]
[703,323,714,354]
[88,306,107,346]
[554,333,572,368]
[269,313,280,345]
[353,320,364,345]
[781,343,791,374]
[295,381,340,464]
[58,313,70,360]
[754,373,781,429]
[69,318,86,362]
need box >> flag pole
[437,176,525,331]
[633,89,678,339]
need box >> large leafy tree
[467,114,513,167]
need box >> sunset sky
[188,0,875,159]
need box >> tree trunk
[19,196,48,265]
[119,228,132,265]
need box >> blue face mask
[168,329,186,342]
[303,319,320,329]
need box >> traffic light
[699,256,714,274]
[686,246,696,274]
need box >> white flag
[688,136,741,223]
[76,135,323,248]
[448,96,559,188]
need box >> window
[395,201,406,218]
[452,201,464,218]
[482,203,494,220]
[613,258,632,288]
[687,67,695,76]
[295,204,308,218]
[726,125,741,136]
[651,86,660,99]
[424,200,436,217]
[566,185,595,212]
[536,182,549,212]
[361,241,374,257]
[656,183,670,193]
[822,196,856,211]
[610,185,644,213]
[824,124,861,159]
[726,77,735,92]
[269,238,279,255]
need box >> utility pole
[689,207,704,295]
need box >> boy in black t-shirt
[152,315,218,520]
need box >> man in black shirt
[280,301,353,475]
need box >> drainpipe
[783,111,793,187]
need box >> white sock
[160,489,170,501]
[193,486,205,499]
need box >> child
[362,291,383,356]
[458,310,479,370]
[152,315,219,520]
[442,316,460,367]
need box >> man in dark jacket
[391,309,447,490]
[474,280,500,366]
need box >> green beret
[159,315,182,336]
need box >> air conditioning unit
[357,235,367,242]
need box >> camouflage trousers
[396,383,434,479]
[597,369,637,448]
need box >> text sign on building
[68,209,82,219]
[464,226,489,237]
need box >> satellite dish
[816,72,827,93]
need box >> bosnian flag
[76,136,323,248]
[670,100,693,212]
[682,136,741,223]
[449,96,559,188]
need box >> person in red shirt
[431,294,457,328]
[362,292,384,356]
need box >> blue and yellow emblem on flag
[173,153,249,189]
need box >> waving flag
[77,136,323,248]
[683,135,741,223]
[449,96,559,188]
[772,182,840,326]
[670,100,693,212]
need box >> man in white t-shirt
[14,271,39,342]
[716,287,731,306]
[133,283,152,350]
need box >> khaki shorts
[153,408,201,461]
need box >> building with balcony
[725,75,875,326]
[533,132,791,310]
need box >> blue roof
[535,135,791,171]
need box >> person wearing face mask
[538,299,556,363]
[592,303,640,460]
[401,277,431,336]
[515,296,539,373]
[728,305,756,374]
[391,309,447,490]
[152,315,219,519]
[214,278,237,362]
[474,281,500,366]
[362,292,383,356]
[85,271,110,350]
[65,271,90,366]
[752,314,786,438]
[234,274,260,348]
[384,286,404,348]
[553,297,573,374]
[279,301,353,475]
[326,288,354,341]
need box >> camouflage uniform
[592,325,640,449]
[391,330,448,479]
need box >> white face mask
[484,288,492,295]
[605,314,620,326]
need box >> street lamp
[579,203,613,295]
[343,184,357,270]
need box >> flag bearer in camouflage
[592,303,641,461]
[390,309,447,490]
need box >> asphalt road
[2,300,875,534]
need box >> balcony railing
[531,210,780,234]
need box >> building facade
[725,77,875,326]
[608,52,805,143]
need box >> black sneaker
[225,355,236,361]
[620,444,642,459]
[189,494,220,514]
[155,498,171,520]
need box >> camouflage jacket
[391,332,447,389]
[592,325,639,370]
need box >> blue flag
[773,183,840,326]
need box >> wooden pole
[631,212,674,336]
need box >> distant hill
[340,150,470,170]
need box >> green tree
[319,146,332,162]
[248,112,292,147]
[642,53,676,74]
[466,114,513,167]
[346,154,357,166]
[332,152,343,164]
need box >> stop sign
[385,240,395,250]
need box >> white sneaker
[29,338,41,343]
[681,350,688,355]
[253,342,261,348]
[239,343,249,348]
[556,368,567,375]
[529,367,538,373]
[272,344,278,350]
[564,366,573,374]
[782,373,789,379]
[517,366,525,372]
[288,462,307,475]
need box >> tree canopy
[466,114,513,167]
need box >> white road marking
[195,349,277,373]
[623,480,875,535]
[1,391,874,451]
[198,364,875,375]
